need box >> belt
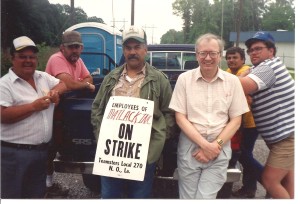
[1,141,49,150]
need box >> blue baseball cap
[245,31,275,47]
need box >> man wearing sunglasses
[239,31,294,199]
[45,31,95,196]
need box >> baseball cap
[122,26,147,45]
[11,36,39,54]
[245,31,275,47]
[62,31,83,46]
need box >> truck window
[147,52,181,70]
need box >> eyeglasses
[197,51,220,58]
[246,47,267,55]
[16,55,37,60]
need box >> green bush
[1,49,12,76]
[36,43,58,71]
[1,44,58,77]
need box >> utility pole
[143,25,156,44]
[131,0,135,25]
[70,0,75,25]
[236,0,243,47]
[221,0,224,40]
[111,19,128,31]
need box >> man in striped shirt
[239,31,294,199]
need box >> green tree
[161,29,184,44]
[261,0,295,30]
[167,0,294,45]
[1,0,105,49]
[173,0,196,42]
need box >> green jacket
[91,62,176,164]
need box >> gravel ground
[48,138,269,199]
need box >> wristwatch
[216,138,224,147]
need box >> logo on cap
[245,31,275,47]
[122,26,147,45]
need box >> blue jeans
[101,162,156,198]
[239,128,263,191]
[1,146,48,198]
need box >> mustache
[128,55,139,60]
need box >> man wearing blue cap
[239,31,294,199]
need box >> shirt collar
[8,68,42,83]
[195,67,225,82]
[121,64,146,76]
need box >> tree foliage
[161,0,294,45]
[161,29,184,43]
[1,0,104,49]
[261,0,295,31]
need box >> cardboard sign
[92,96,154,181]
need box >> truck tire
[82,174,101,193]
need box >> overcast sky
[48,0,183,44]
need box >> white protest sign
[92,96,154,181]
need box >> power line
[143,25,156,44]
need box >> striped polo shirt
[249,57,294,144]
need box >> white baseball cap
[12,36,38,53]
[122,26,147,45]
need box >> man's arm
[175,112,221,160]
[47,81,67,105]
[56,73,95,92]
[213,115,242,147]
[239,76,258,95]
[1,96,53,124]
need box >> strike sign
[92,96,154,181]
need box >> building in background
[229,31,295,69]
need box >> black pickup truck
[53,44,241,198]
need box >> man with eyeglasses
[0,36,67,198]
[169,33,249,199]
[239,31,294,199]
[225,47,263,198]
[45,30,95,196]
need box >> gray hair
[195,33,224,55]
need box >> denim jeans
[1,146,48,198]
[239,128,264,191]
[101,162,156,198]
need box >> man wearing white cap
[239,31,294,198]
[0,36,66,198]
[91,26,176,198]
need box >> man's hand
[192,148,210,163]
[86,82,95,92]
[192,142,221,163]
[31,96,52,111]
[48,90,60,105]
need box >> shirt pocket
[212,91,232,114]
